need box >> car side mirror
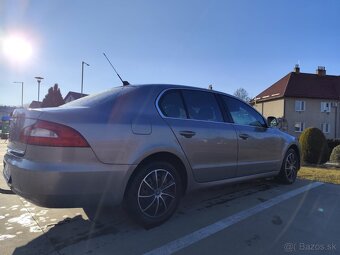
[267,116,278,127]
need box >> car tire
[277,148,299,184]
[124,161,182,228]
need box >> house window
[321,102,331,113]
[294,122,305,132]
[321,123,330,133]
[295,100,305,112]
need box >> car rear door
[221,95,284,177]
[158,89,238,182]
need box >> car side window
[159,90,187,119]
[223,96,266,127]
[181,90,224,122]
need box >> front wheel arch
[287,144,301,171]
[277,148,299,184]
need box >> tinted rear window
[159,90,187,119]
[182,90,223,122]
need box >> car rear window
[158,90,187,119]
[181,90,224,122]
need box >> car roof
[131,83,229,94]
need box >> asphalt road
[0,140,339,255]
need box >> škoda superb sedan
[3,84,300,227]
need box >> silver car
[3,84,300,227]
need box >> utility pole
[81,61,90,96]
[13,81,24,107]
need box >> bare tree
[233,88,251,103]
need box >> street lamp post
[34,77,44,101]
[13,81,24,107]
[81,61,90,96]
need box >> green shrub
[330,145,340,163]
[327,139,340,157]
[299,127,329,164]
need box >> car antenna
[103,52,130,86]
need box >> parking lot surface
[0,141,339,255]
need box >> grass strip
[298,167,340,185]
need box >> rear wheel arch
[124,152,188,198]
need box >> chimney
[294,64,300,74]
[316,66,326,76]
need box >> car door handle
[179,131,196,138]
[239,133,249,140]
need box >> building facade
[64,91,88,103]
[253,66,340,139]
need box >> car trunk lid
[8,108,42,155]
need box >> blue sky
[1,0,340,106]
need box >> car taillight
[20,120,89,147]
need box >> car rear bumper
[3,152,136,208]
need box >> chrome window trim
[155,87,268,127]
[155,88,227,124]
[156,88,186,120]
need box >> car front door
[221,96,284,177]
[158,89,238,182]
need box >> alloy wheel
[285,152,297,182]
[137,169,177,218]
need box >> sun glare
[2,35,33,62]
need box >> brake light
[20,120,89,147]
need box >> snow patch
[0,234,16,241]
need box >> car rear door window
[222,96,266,127]
[181,90,223,122]
[159,90,187,119]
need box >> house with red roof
[28,101,42,108]
[253,65,340,139]
[64,91,88,103]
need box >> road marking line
[144,182,324,255]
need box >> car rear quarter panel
[38,86,194,171]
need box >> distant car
[1,116,10,139]
[3,84,300,227]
